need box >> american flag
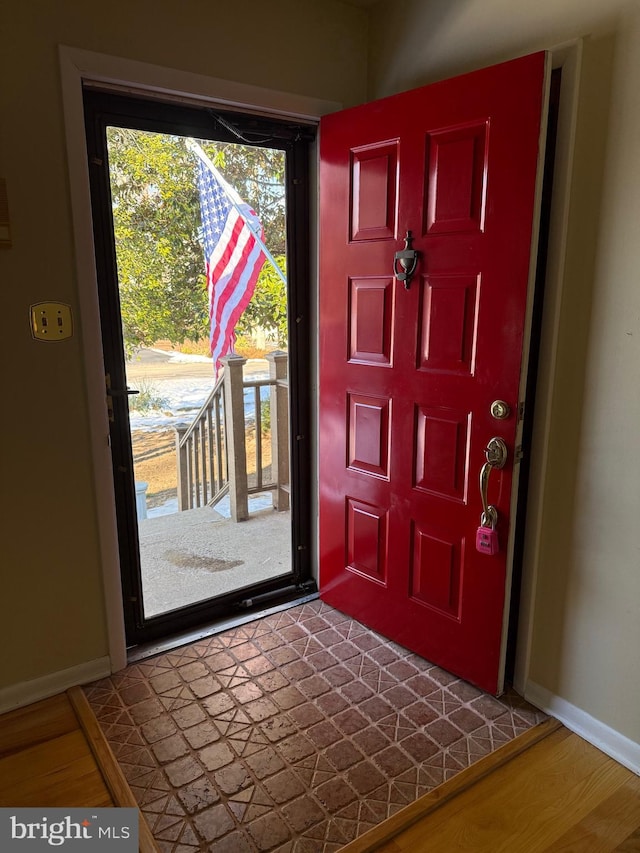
[196,157,266,372]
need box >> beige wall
[369,0,640,745]
[0,0,368,689]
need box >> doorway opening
[84,90,315,648]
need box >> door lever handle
[484,436,507,469]
[105,372,140,397]
[479,437,508,527]
[105,372,139,422]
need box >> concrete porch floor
[138,505,292,618]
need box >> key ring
[480,507,497,528]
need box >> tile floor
[85,600,546,852]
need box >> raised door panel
[410,523,463,619]
[346,498,388,585]
[351,141,399,241]
[348,393,391,479]
[349,277,395,366]
[418,275,480,375]
[425,122,488,234]
[414,406,471,503]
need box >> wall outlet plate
[30,302,73,341]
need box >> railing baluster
[266,351,290,511]
[193,431,200,507]
[222,355,249,522]
[207,407,214,497]
[215,394,224,492]
[186,436,193,510]
[199,420,208,505]
[174,425,189,512]
[254,385,263,491]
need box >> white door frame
[58,45,340,672]
[512,41,582,693]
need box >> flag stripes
[196,156,266,372]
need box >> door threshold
[127,589,320,663]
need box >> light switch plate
[30,302,73,341]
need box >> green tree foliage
[237,254,288,346]
[106,128,287,355]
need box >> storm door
[85,91,314,646]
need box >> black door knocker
[393,230,420,289]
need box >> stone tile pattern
[85,601,546,853]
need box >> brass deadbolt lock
[490,400,511,420]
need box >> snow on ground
[127,356,270,432]
[147,492,273,520]
[128,375,221,431]
[156,349,212,363]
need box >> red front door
[318,52,550,694]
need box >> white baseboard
[525,680,640,776]
[0,657,111,715]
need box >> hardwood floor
[342,719,640,852]
[1,689,638,852]
[0,690,112,808]
[0,688,158,852]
